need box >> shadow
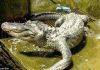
[64,61,73,70]
[71,35,87,54]
[0,42,14,69]
[20,50,61,58]
[0,41,26,70]
[50,0,57,4]
[20,35,87,58]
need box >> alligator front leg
[45,38,72,70]
[55,16,65,27]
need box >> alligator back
[58,13,85,48]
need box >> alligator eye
[66,37,70,40]
[30,34,35,38]
[30,33,37,38]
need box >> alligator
[1,13,89,70]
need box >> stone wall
[0,0,28,21]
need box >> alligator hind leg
[45,38,72,70]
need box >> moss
[30,0,100,18]
[72,0,100,18]
[71,20,100,70]
[87,2,100,19]
[0,39,60,70]
[87,20,100,34]
[30,0,57,13]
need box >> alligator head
[1,20,44,41]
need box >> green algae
[0,38,61,70]
[30,0,57,13]
[71,20,100,70]
[71,37,100,70]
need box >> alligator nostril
[1,23,5,30]
[1,22,9,31]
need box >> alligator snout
[1,22,26,33]
[1,22,12,32]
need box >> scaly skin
[30,12,64,26]
[31,12,64,21]
[1,13,89,70]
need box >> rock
[30,0,57,13]
[0,0,28,21]
[0,42,26,70]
